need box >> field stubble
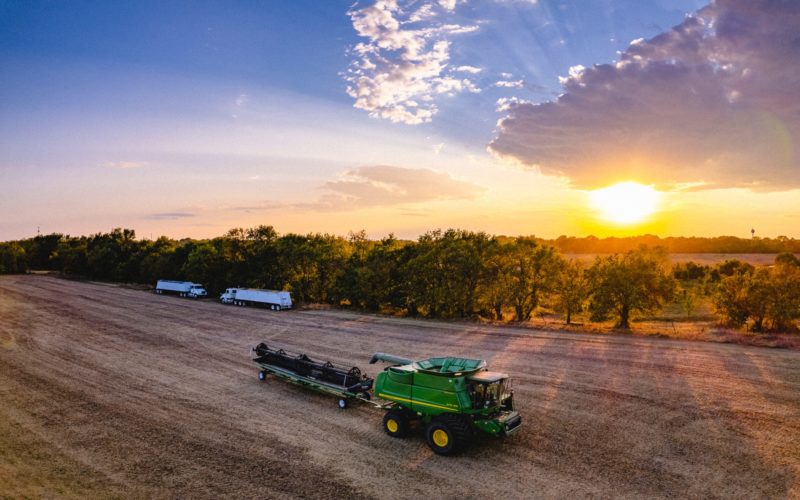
[0,275,798,498]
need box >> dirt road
[1,275,798,498]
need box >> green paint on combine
[370,352,522,455]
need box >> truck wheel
[338,398,349,409]
[383,411,409,438]
[258,371,267,381]
[425,414,471,455]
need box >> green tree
[763,263,800,332]
[0,242,27,274]
[712,273,751,327]
[477,242,512,320]
[553,259,587,324]
[586,247,676,329]
[775,252,800,268]
[505,237,562,321]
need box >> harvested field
[1,275,799,498]
[566,253,796,266]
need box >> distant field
[566,253,794,265]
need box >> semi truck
[155,280,208,298]
[220,288,292,310]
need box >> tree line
[1,227,799,332]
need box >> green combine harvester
[252,344,521,455]
[369,352,522,455]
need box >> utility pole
[37,226,40,236]
[751,228,755,239]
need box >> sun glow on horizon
[589,181,661,224]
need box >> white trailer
[155,280,208,299]
[220,288,292,310]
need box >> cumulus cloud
[345,0,480,125]
[455,65,483,74]
[318,165,483,208]
[489,0,800,191]
[495,79,524,88]
[496,97,532,112]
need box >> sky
[1,0,799,241]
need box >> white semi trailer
[220,288,292,310]
[155,280,208,299]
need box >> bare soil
[1,275,799,499]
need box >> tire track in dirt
[1,275,798,498]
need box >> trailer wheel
[338,398,349,409]
[258,371,267,381]
[425,414,471,455]
[383,411,409,438]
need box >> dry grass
[517,315,800,350]
[1,274,799,498]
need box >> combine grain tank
[220,288,292,310]
[155,280,207,298]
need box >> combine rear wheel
[425,414,471,455]
[383,411,409,438]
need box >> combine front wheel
[425,414,471,455]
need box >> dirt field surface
[1,275,799,499]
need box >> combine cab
[370,353,522,455]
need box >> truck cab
[220,288,237,303]
[189,284,208,298]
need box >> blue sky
[2,0,798,240]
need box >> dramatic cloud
[319,165,483,208]
[345,0,480,125]
[489,0,800,191]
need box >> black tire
[338,398,349,409]
[383,410,409,438]
[359,391,371,401]
[258,371,267,381]
[425,414,472,455]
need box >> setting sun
[589,181,661,224]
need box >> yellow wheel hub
[432,429,449,448]
[386,419,399,433]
